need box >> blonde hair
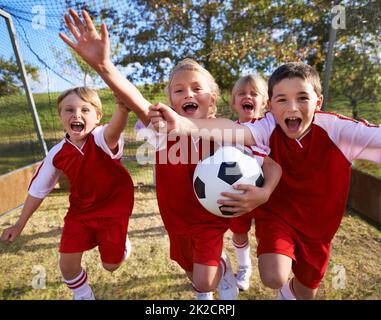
[165,58,220,118]
[230,74,268,116]
[57,87,103,117]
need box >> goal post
[0,8,48,156]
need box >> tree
[0,57,39,96]
[330,45,381,119]
[294,0,381,117]
[116,0,279,91]
[114,0,343,92]
[52,47,99,86]
[58,0,380,116]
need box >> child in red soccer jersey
[149,62,381,299]
[0,87,134,300]
[228,74,268,291]
[57,9,282,300]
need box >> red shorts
[229,210,256,234]
[168,227,227,272]
[255,213,331,289]
[60,215,129,264]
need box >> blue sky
[1,0,276,94]
[0,0,140,93]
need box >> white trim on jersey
[243,111,381,164]
[64,135,85,155]
[135,117,270,164]
[241,112,275,154]
[314,112,381,163]
[93,124,124,160]
[28,125,125,199]
[28,140,64,199]
[233,119,269,160]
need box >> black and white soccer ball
[193,146,264,218]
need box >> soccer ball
[193,146,264,218]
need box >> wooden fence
[1,165,380,226]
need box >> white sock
[63,268,93,300]
[232,239,251,268]
[278,279,296,300]
[124,235,132,260]
[192,283,214,300]
[196,292,214,300]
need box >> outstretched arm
[0,195,43,244]
[59,9,151,125]
[149,103,256,146]
[103,94,131,151]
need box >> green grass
[324,95,381,177]
[0,189,380,300]
[0,89,380,178]
[123,160,154,186]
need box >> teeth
[182,102,198,108]
[287,117,299,120]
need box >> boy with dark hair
[149,62,381,299]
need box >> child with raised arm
[58,10,281,300]
[149,62,381,299]
[228,74,268,291]
[0,87,134,300]
[145,59,280,300]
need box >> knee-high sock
[63,268,93,299]
[278,279,296,300]
[232,239,251,268]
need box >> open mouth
[70,121,85,132]
[242,102,254,112]
[182,102,199,114]
[285,117,302,132]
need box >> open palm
[59,8,110,69]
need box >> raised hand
[59,8,110,70]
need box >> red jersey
[29,125,134,220]
[245,111,381,241]
[155,136,230,235]
[154,134,267,235]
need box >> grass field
[1,89,380,177]
[0,189,380,300]
[0,88,380,300]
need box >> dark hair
[268,62,322,99]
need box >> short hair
[230,74,268,114]
[57,87,103,117]
[268,62,322,99]
[165,58,220,118]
